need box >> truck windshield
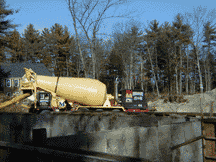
[133,92,143,101]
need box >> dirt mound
[163,95,189,104]
[148,88,216,113]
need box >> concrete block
[0,112,204,162]
[139,126,159,161]
[158,116,172,125]
[105,127,136,156]
[158,124,172,162]
[86,131,107,152]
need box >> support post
[201,117,205,162]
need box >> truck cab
[29,91,53,113]
[119,89,149,112]
[37,91,51,109]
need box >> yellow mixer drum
[36,75,107,106]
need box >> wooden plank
[202,116,206,162]
[205,137,216,141]
[171,135,204,150]
[204,122,216,160]
[205,156,216,160]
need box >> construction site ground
[0,93,31,113]
[147,89,216,113]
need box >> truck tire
[96,109,103,111]
[29,105,36,113]
[78,108,89,111]
[112,109,120,112]
[40,110,50,114]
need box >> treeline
[1,0,216,96]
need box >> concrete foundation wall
[0,112,203,162]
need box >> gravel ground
[0,92,31,113]
[148,89,216,113]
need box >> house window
[6,92,11,97]
[5,79,11,87]
[14,79,19,87]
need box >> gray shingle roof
[0,62,53,78]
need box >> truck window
[40,94,45,99]
[133,91,143,101]
[44,94,49,99]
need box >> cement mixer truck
[0,68,153,113]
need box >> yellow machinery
[17,68,125,112]
[0,68,154,113]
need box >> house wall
[4,77,21,96]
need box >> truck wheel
[29,105,36,113]
[96,109,103,111]
[66,107,71,111]
[112,109,120,112]
[78,108,89,111]
[73,103,79,108]
[40,110,50,114]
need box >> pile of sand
[148,89,216,113]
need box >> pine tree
[5,29,25,62]
[40,27,53,73]
[22,24,43,63]
[0,0,19,62]
[49,23,76,77]
[100,49,124,95]
[202,21,216,91]
[172,14,193,95]
[154,22,176,95]
[144,20,162,96]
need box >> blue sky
[5,0,216,41]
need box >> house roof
[0,62,53,78]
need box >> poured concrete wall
[0,112,203,162]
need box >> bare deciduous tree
[184,6,216,94]
[66,0,134,78]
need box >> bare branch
[83,0,99,27]
[80,1,91,23]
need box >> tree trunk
[207,43,211,91]
[186,47,189,95]
[170,82,172,93]
[129,50,133,89]
[147,47,160,97]
[179,45,182,95]
[175,46,179,95]
[90,35,96,79]
[155,47,159,89]
[123,63,129,89]
[66,55,69,77]
[69,5,87,78]
[195,45,203,94]
[140,60,143,90]
[168,59,171,96]
[77,58,80,77]
[145,80,147,94]
[208,66,211,91]
[205,60,207,92]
